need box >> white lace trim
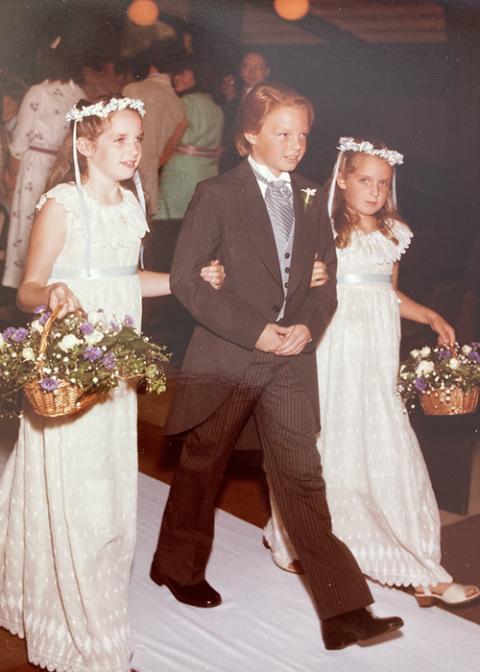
[29,651,132,672]
[339,220,413,266]
[350,543,452,588]
[0,614,132,672]
[36,183,148,248]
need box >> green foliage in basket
[0,306,169,404]
[398,342,480,408]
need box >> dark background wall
[1,0,479,318]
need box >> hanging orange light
[274,0,310,21]
[127,0,159,27]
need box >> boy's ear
[76,137,94,157]
[244,131,257,146]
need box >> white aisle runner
[1,433,479,671]
[130,473,480,672]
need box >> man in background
[123,39,185,216]
[219,50,270,173]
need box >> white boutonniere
[301,187,317,209]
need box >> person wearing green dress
[157,58,224,219]
[147,59,223,364]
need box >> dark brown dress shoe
[150,564,222,608]
[321,608,404,650]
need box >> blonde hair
[330,139,407,248]
[234,82,314,157]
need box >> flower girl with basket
[0,96,224,672]
[264,136,480,609]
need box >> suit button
[284,282,289,288]
[285,267,290,273]
[285,252,290,259]
[273,304,281,313]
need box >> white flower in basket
[58,334,83,352]
[22,347,35,361]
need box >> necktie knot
[267,179,291,199]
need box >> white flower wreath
[66,97,145,123]
[337,137,404,166]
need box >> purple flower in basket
[414,377,428,392]
[123,315,134,328]
[12,327,28,342]
[2,326,16,339]
[40,377,59,392]
[34,305,48,314]
[109,321,120,333]
[80,322,95,335]
[102,352,117,371]
[83,346,103,362]
[436,348,451,361]
[468,351,480,363]
[39,311,52,325]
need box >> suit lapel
[232,160,282,285]
[288,175,313,296]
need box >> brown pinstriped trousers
[153,351,373,620]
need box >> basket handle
[38,304,63,357]
[35,304,64,378]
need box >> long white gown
[0,183,148,671]
[2,79,84,289]
[265,221,452,588]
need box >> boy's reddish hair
[234,82,314,157]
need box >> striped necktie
[254,169,294,242]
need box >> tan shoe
[414,582,480,607]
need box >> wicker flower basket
[420,386,479,416]
[23,305,102,418]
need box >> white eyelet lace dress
[0,182,148,671]
[265,221,452,588]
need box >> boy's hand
[255,323,289,352]
[274,324,312,356]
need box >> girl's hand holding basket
[47,282,83,319]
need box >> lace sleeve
[390,220,413,257]
[35,183,78,212]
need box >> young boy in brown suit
[150,83,404,650]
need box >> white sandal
[414,582,480,607]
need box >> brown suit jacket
[165,159,337,435]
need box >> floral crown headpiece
[337,137,404,167]
[66,97,145,123]
[327,136,404,222]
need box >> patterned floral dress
[0,183,147,671]
[2,79,84,288]
[265,221,453,588]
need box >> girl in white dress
[0,96,223,671]
[264,137,480,607]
